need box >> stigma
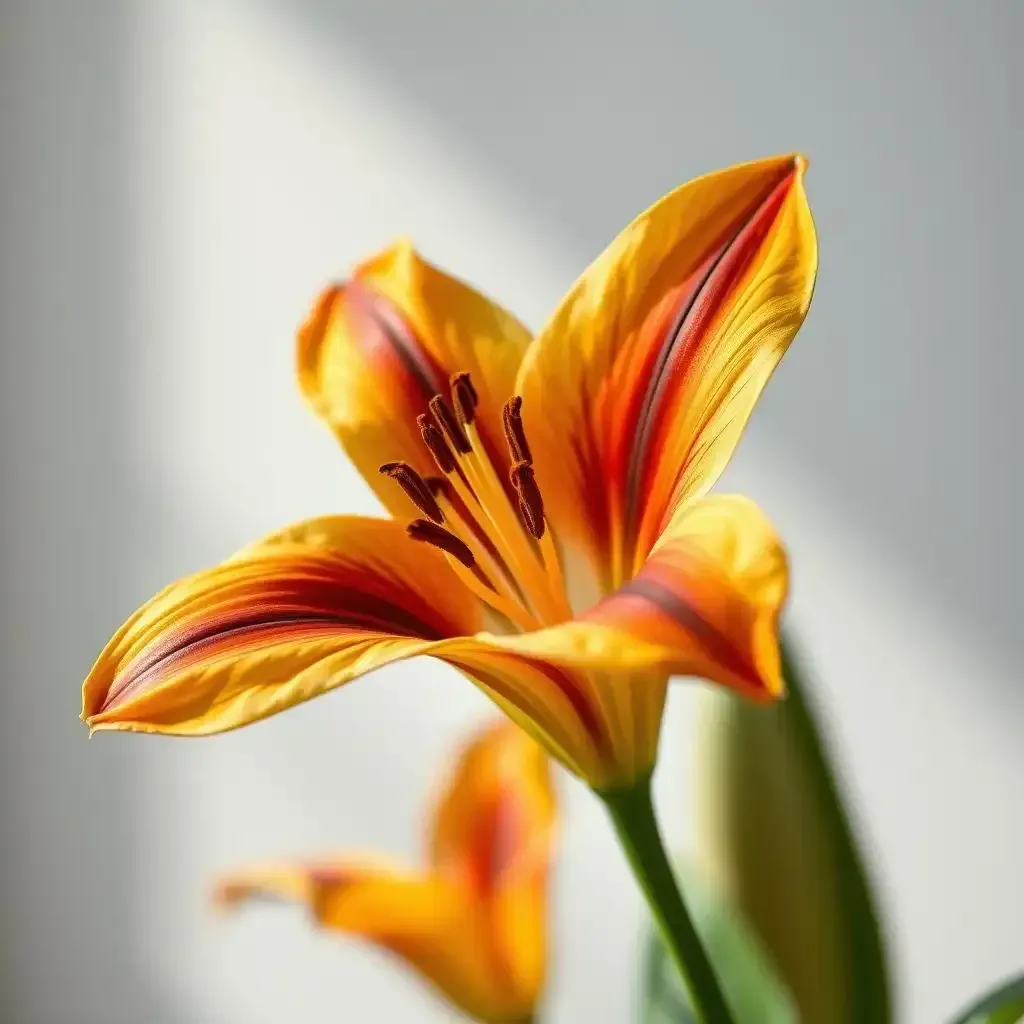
[382,372,570,632]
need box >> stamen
[429,473,527,602]
[450,372,478,426]
[417,414,457,474]
[379,462,444,523]
[538,525,571,620]
[502,396,532,464]
[511,461,545,539]
[460,418,562,623]
[445,556,540,632]
[406,519,475,568]
[429,395,471,454]
[408,371,569,629]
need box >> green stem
[600,775,735,1024]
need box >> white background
[1,2,1021,1021]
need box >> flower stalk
[600,776,735,1024]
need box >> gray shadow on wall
[274,0,1022,672]
[0,3,182,1021]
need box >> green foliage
[951,974,1024,1024]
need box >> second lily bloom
[217,721,555,1024]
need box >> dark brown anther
[379,462,444,523]
[429,395,471,454]
[418,413,457,474]
[423,476,453,503]
[502,395,532,464]
[406,519,475,568]
[450,372,478,426]
[510,460,545,539]
[517,496,543,539]
[456,371,478,404]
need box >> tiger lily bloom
[214,721,555,1024]
[82,154,816,792]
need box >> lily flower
[214,721,555,1024]
[82,154,817,791]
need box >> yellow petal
[297,241,532,517]
[428,721,556,1005]
[517,155,816,591]
[215,861,531,1023]
[82,516,482,734]
[82,503,611,785]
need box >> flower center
[381,372,571,632]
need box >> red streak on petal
[345,279,449,403]
[625,165,797,536]
[592,574,756,685]
[346,280,518,503]
[104,576,453,713]
[105,619,357,713]
[462,789,523,899]
[470,658,610,761]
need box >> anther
[429,395,471,454]
[379,462,443,523]
[406,519,476,568]
[418,414,457,474]
[450,372,478,426]
[423,476,453,503]
[511,460,545,539]
[502,396,532,464]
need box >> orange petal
[297,241,532,517]
[480,495,787,698]
[83,504,610,784]
[589,494,789,701]
[428,722,556,1004]
[465,495,787,785]
[517,155,816,592]
[82,517,482,734]
[215,861,531,1023]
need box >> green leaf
[641,860,798,1024]
[680,633,892,1022]
[777,636,892,1021]
[951,974,1024,1024]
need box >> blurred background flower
[1,2,1020,1022]
[215,721,555,1024]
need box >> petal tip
[352,235,419,280]
[81,690,104,733]
[766,668,787,701]
[296,282,348,407]
[753,633,787,702]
